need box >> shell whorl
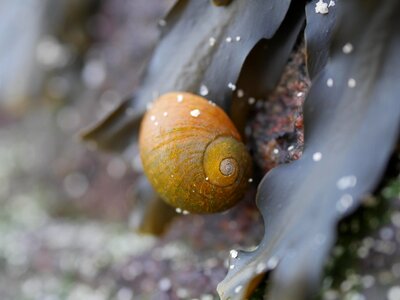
[139,92,252,213]
[203,136,247,187]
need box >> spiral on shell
[139,92,252,213]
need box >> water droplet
[190,109,201,117]
[248,178,253,183]
[230,249,238,258]
[234,285,243,294]
[343,43,353,54]
[150,115,156,121]
[205,177,209,181]
[182,210,190,215]
[177,94,184,102]
[256,262,266,274]
[313,152,322,161]
[200,84,209,96]
[158,19,167,27]
[237,89,244,98]
[327,78,334,87]
[228,82,236,91]
[154,121,159,126]
[163,112,168,117]
[235,36,241,42]
[176,208,182,213]
[248,97,256,105]
[336,194,354,213]
[348,78,357,88]
[226,36,232,43]
[209,37,216,46]
[267,256,279,269]
[315,0,329,14]
[337,175,357,190]
[273,148,279,155]
[229,264,235,269]
[288,145,295,151]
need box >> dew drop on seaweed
[200,84,209,96]
[230,249,238,258]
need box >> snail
[139,92,252,214]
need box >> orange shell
[139,92,252,213]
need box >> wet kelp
[218,1,400,299]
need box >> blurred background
[0,1,263,299]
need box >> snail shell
[139,92,252,214]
